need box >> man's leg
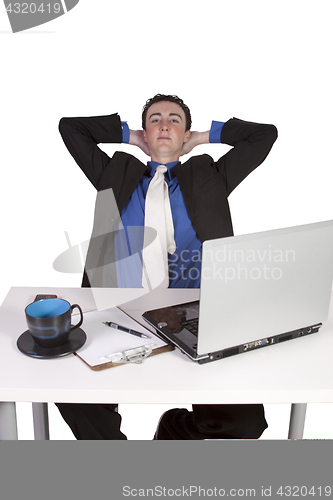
[154,404,267,440]
[55,403,127,440]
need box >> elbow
[58,117,68,134]
[269,124,278,143]
[58,117,73,139]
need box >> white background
[0,1,332,439]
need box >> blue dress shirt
[115,121,224,288]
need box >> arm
[217,118,278,195]
[59,114,123,189]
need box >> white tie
[142,165,176,290]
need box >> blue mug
[25,298,83,348]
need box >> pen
[103,321,151,339]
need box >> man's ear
[183,130,191,143]
[143,129,148,143]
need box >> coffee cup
[25,298,83,348]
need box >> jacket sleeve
[216,118,278,196]
[58,113,123,189]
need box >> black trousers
[55,403,267,440]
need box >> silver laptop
[143,220,333,364]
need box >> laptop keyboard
[181,318,199,335]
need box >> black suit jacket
[59,114,277,287]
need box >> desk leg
[32,403,50,440]
[0,402,18,440]
[288,403,307,439]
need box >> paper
[76,306,167,368]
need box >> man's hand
[129,129,151,156]
[180,131,210,156]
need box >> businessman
[56,94,278,439]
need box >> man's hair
[142,94,192,131]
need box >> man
[56,94,278,439]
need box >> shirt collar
[147,160,180,181]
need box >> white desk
[1,286,332,440]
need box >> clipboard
[74,306,173,371]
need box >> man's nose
[160,121,169,130]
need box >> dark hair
[142,94,192,131]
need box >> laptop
[142,220,333,364]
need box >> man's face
[143,101,191,163]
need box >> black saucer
[17,328,87,359]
